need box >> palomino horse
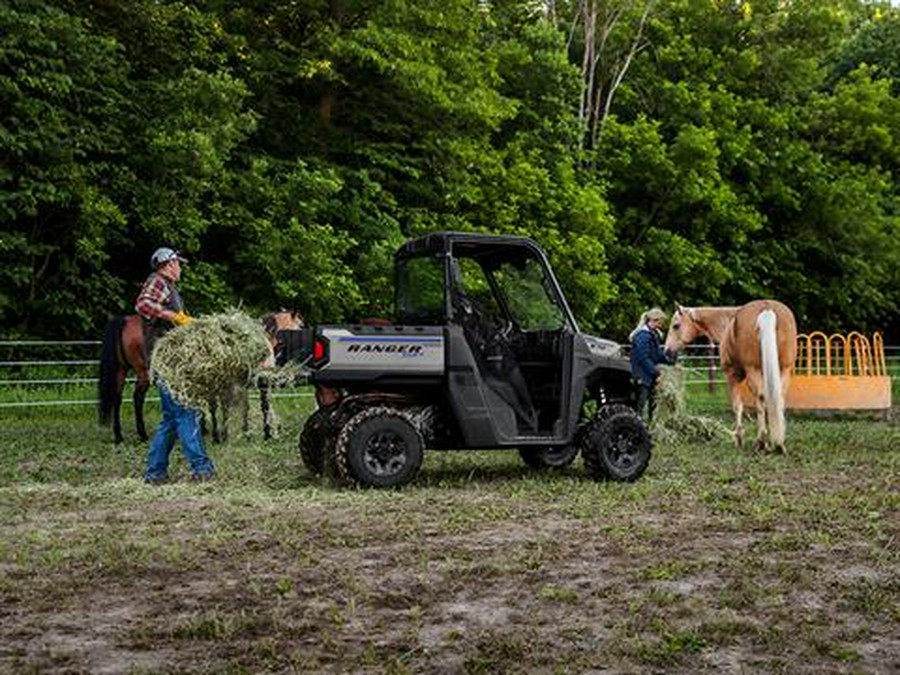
[664,300,797,453]
[98,310,303,443]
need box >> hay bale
[152,310,273,412]
[652,366,732,444]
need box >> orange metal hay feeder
[736,332,892,412]
[786,332,892,411]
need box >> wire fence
[0,339,314,409]
[0,339,897,409]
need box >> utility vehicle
[279,231,651,488]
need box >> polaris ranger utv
[280,231,651,488]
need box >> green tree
[0,1,131,335]
[832,3,900,91]
[586,0,900,338]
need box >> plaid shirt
[135,272,181,321]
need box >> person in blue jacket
[629,307,675,422]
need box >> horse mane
[683,306,740,344]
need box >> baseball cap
[150,247,188,269]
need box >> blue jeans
[145,384,215,481]
[636,380,657,423]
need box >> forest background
[2,0,899,343]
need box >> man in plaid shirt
[135,246,192,361]
[135,247,191,329]
[137,247,215,485]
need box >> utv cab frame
[283,231,651,488]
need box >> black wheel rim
[363,430,408,477]
[606,425,642,471]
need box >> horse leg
[113,368,126,444]
[756,399,768,453]
[209,398,221,443]
[134,372,150,442]
[772,370,791,454]
[261,382,272,440]
[746,371,767,453]
[240,385,250,436]
[726,374,745,450]
[220,392,230,443]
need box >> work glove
[171,311,193,326]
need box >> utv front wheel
[519,445,578,469]
[581,404,651,482]
[334,407,424,488]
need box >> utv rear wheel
[299,407,332,476]
[518,445,578,469]
[581,404,651,482]
[335,407,424,488]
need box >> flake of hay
[653,364,688,421]
[652,366,731,444]
[152,310,273,412]
[254,359,305,388]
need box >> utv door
[444,240,580,447]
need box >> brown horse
[98,315,150,443]
[664,300,797,453]
[210,310,304,442]
[98,310,303,443]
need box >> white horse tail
[756,309,785,445]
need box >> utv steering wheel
[497,319,514,342]
[485,318,515,351]
[454,292,479,321]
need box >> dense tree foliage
[1,0,898,341]
[589,0,900,337]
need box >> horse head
[664,304,702,354]
[261,310,304,366]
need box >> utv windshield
[452,245,568,332]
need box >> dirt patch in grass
[2,492,897,673]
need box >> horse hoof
[774,444,787,455]
[755,440,767,453]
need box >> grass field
[0,388,898,673]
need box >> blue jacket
[630,325,672,385]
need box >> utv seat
[454,292,538,432]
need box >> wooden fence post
[707,342,717,393]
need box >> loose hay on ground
[151,310,274,413]
[652,366,732,444]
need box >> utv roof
[396,231,545,258]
